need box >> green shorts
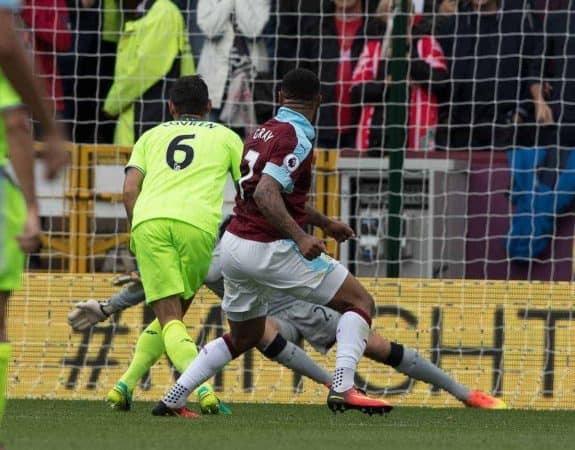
[130,219,215,304]
[0,175,26,292]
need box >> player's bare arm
[5,108,41,252]
[123,168,144,227]
[304,204,354,243]
[0,11,53,128]
[0,11,68,180]
[0,11,68,179]
[304,204,331,229]
[253,174,326,260]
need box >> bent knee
[230,330,263,354]
[340,293,375,318]
[363,295,376,317]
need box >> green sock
[0,343,11,425]
[119,319,164,392]
[161,320,214,397]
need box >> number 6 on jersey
[166,134,195,171]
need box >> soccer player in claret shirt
[119,75,242,417]
[69,231,506,411]
[155,68,392,415]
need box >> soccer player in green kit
[0,1,69,446]
[110,75,242,417]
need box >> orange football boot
[151,401,200,419]
[327,387,393,415]
[464,390,507,409]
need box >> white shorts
[220,231,349,322]
[269,295,341,354]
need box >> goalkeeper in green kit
[115,74,242,417]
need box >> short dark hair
[280,68,320,102]
[169,75,209,115]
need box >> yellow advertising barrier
[8,274,575,409]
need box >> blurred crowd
[16,0,575,154]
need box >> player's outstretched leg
[257,319,332,386]
[363,334,507,409]
[153,317,265,417]
[325,275,393,415]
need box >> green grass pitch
[3,400,575,450]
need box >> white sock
[163,382,191,409]
[332,311,370,393]
[162,337,233,408]
[270,340,332,386]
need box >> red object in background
[408,35,447,151]
[351,39,382,151]
[21,0,71,113]
[335,17,363,136]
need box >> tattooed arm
[304,204,331,229]
[253,174,326,259]
[304,204,354,243]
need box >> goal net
[8,0,575,409]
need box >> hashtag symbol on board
[61,311,129,390]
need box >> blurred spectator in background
[252,0,278,125]
[172,0,204,67]
[530,0,575,145]
[438,0,543,151]
[196,0,271,136]
[301,0,373,149]
[349,0,392,153]
[89,0,121,143]
[59,0,100,142]
[103,0,194,146]
[21,0,71,134]
[408,0,455,151]
[59,0,119,143]
[275,0,322,80]
[506,0,575,260]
